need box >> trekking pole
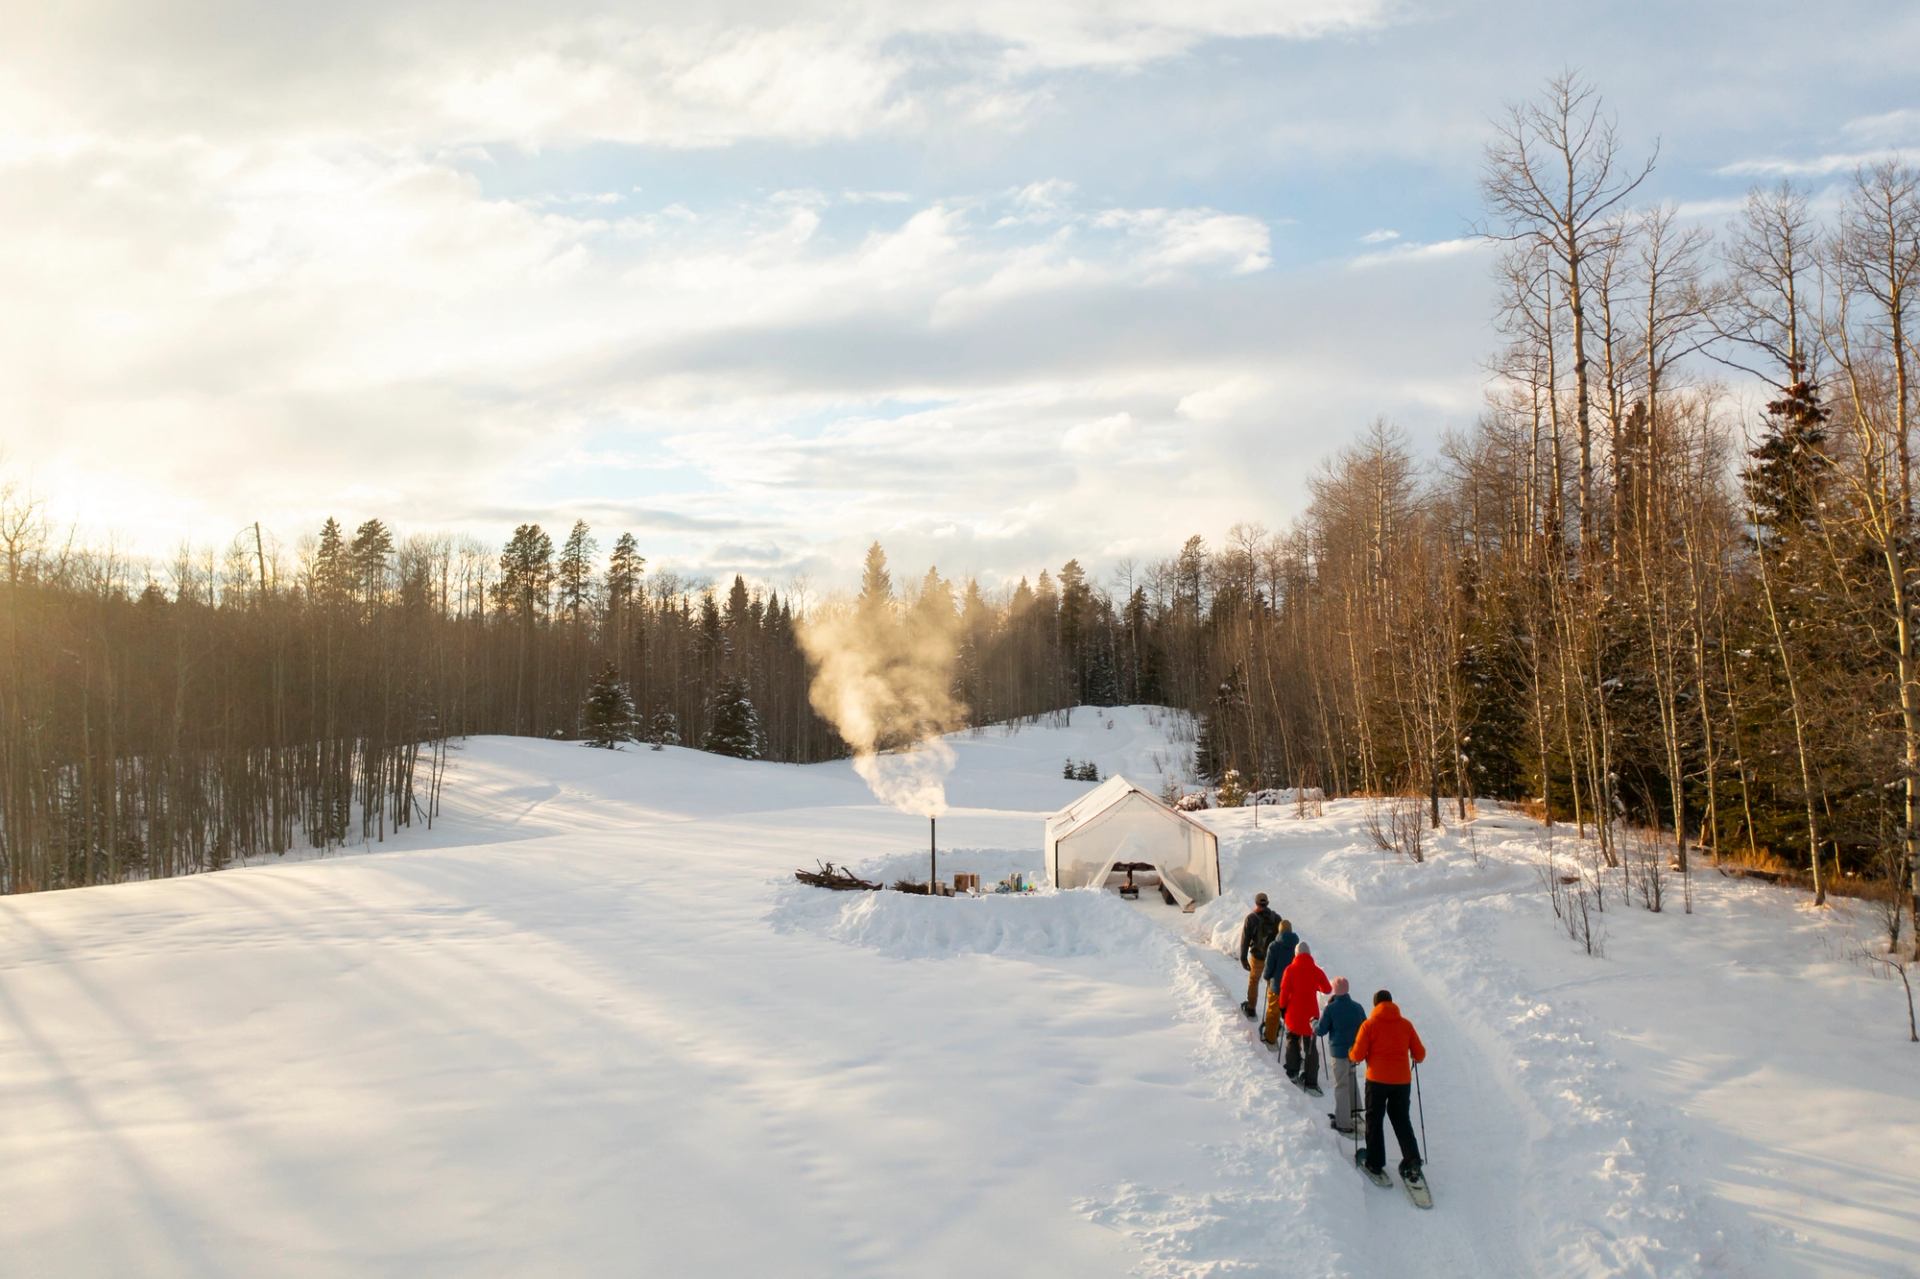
[1414,1061,1429,1166]
[1330,1036,1359,1175]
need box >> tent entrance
[1090,859,1196,912]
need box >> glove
[1241,959,1250,971]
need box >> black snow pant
[1284,1030,1319,1088]
[1364,1080,1420,1174]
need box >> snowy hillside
[3,706,1914,1278]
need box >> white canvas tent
[1044,776,1222,910]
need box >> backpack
[1244,907,1279,958]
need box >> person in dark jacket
[1350,989,1428,1179]
[1313,977,1366,1134]
[1237,893,1280,1018]
[1260,921,1298,1046]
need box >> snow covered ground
[2,705,1915,1277]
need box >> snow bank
[774,879,1172,962]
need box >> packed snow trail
[1176,877,1536,1278]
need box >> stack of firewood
[794,861,882,891]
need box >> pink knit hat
[1331,977,1350,996]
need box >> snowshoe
[1240,1000,1254,1018]
[1301,1083,1324,1097]
[1353,1149,1393,1188]
[1401,1167,1433,1209]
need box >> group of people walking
[1236,891,1427,1186]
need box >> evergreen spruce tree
[1194,710,1225,784]
[581,663,635,748]
[696,592,726,682]
[1084,639,1120,707]
[606,533,644,610]
[557,520,598,623]
[858,542,894,617]
[704,675,764,759]
[348,519,395,607]
[1744,380,1833,547]
[495,524,556,619]
[313,517,349,606]
[646,705,680,752]
[1217,767,1247,808]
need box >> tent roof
[1047,775,1216,844]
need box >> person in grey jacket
[1313,976,1367,1134]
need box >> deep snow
[2,705,1915,1277]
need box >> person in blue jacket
[1259,920,1299,1047]
[1314,976,1367,1134]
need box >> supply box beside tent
[1043,775,1222,910]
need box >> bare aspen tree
[1482,71,1657,548]
[1718,181,1818,385]
[1824,165,1920,946]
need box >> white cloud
[1017,179,1078,210]
[1670,196,1747,221]
[1716,148,1920,177]
[1061,412,1137,456]
[1092,208,1272,275]
[1360,228,1401,244]
[0,134,1334,572]
[1840,108,1920,144]
[1177,376,1269,422]
[1349,236,1484,270]
[4,2,1395,152]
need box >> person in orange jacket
[1278,941,1332,1093]
[1349,989,1427,1180]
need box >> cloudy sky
[3,0,1917,592]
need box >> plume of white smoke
[799,596,966,817]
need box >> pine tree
[858,542,894,617]
[725,573,752,635]
[1217,767,1247,807]
[313,517,349,606]
[696,592,726,680]
[348,519,394,607]
[606,532,644,609]
[1084,637,1119,707]
[704,675,763,759]
[1058,558,1092,699]
[646,705,680,752]
[495,524,555,620]
[581,663,635,748]
[557,520,598,624]
[1194,710,1225,784]
[1744,380,1833,548]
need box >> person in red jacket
[1349,989,1427,1180]
[1278,941,1331,1092]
